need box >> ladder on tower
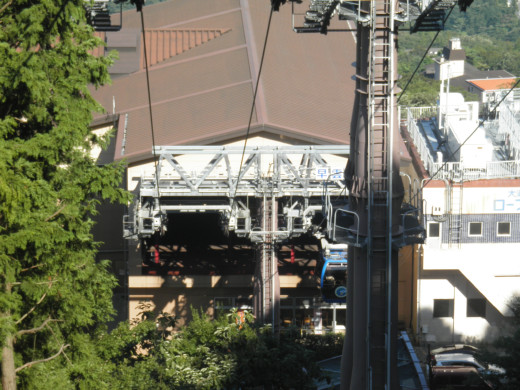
[367,0,396,387]
[367,0,395,241]
[448,181,463,248]
[259,195,280,331]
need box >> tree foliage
[446,0,520,43]
[479,296,520,390]
[398,0,520,106]
[0,0,128,388]
[93,306,324,389]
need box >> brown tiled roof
[140,28,231,69]
[92,0,358,162]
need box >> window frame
[214,296,252,311]
[428,222,441,238]
[468,222,483,237]
[497,221,511,237]
[433,299,454,318]
[467,298,486,318]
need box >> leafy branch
[15,344,70,373]
[17,317,61,337]
[16,280,53,325]
[0,1,12,16]
[20,264,45,273]
[45,204,66,222]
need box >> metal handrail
[332,208,360,246]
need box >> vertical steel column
[253,193,280,331]
[342,0,403,389]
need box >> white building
[405,90,520,345]
[434,38,466,81]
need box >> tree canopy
[0,1,128,388]
[88,305,325,389]
[398,0,520,106]
[480,296,520,390]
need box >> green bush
[297,332,345,361]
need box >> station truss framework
[124,145,350,243]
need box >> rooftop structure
[405,88,520,181]
[467,78,517,92]
[90,0,356,164]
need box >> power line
[139,5,162,211]
[397,5,455,104]
[233,5,275,200]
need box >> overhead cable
[397,5,455,104]
[139,5,162,208]
[233,5,275,200]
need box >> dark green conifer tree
[0,1,128,388]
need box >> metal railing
[332,207,360,246]
[405,106,520,180]
[430,160,520,180]
[500,103,520,159]
[406,108,437,173]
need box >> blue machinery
[320,244,348,303]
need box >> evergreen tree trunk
[2,334,16,390]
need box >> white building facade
[405,92,520,345]
[420,180,520,344]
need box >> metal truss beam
[124,145,349,242]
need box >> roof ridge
[140,28,232,69]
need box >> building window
[321,308,346,328]
[433,299,454,318]
[468,222,483,236]
[280,297,315,328]
[214,297,252,316]
[467,298,486,318]
[497,222,511,236]
[214,297,233,310]
[428,222,440,238]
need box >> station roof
[90,0,358,163]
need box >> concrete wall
[425,184,520,215]
[419,182,520,345]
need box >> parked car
[428,345,505,389]
[430,365,494,390]
[431,344,479,356]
